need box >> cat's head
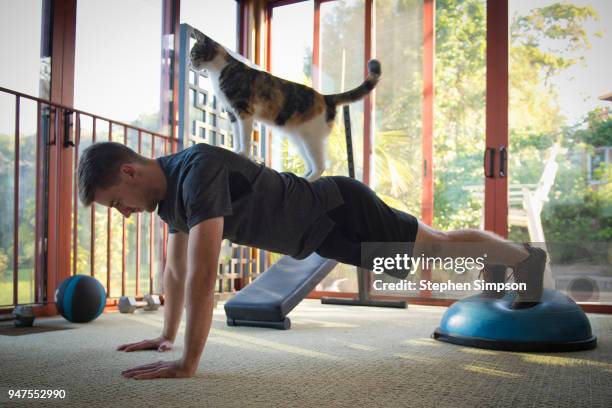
[190,29,223,70]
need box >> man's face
[93,164,159,218]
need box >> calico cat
[190,29,381,181]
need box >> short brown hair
[78,142,145,206]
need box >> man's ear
[120,163,137,178]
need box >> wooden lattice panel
[179,24,268,295]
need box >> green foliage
[318,0,425,213]
[0,133,38,280]
[573,108,612,147]
[1,1,609,305]
[433,0,487,229]
[306,0,607,252]
[512,3,598,81]
[433,0,602,241]
[0,249,6,273]
[0,274,35,306]
[538,121,612,264]
[130,112,162,134]
[0,116,159,303]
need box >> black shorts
[314,176,419,267]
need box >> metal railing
[0,83,268,309]
[69,110,175,299]
[0,86,176,307]
[0,87,47,306]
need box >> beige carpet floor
[0,299,611,407]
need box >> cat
[189,29,381,181]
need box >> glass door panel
[509,0,611,305]
[374,0,488,300]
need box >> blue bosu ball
[433,289,597,351]
[55,275,107,323]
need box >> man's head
[78,142,165,218]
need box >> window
[319,0,365,179]
[509,0,611,304]
[0,1,51,305]
[180,0,237,51]
[0,0,49,98]
[269,1,314,174]
[74,0,163,133]
[270,1,313,84]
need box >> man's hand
[117,336,174,352]
[121,359,195,380]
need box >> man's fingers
[123,344,148,352]
[123,368,157,378]
[158,344,171,352]
[118,340,154,352]
[121,361,162,374]
[133,368,168,380]
[121,360,192,380]
[121,361,163,376]
[117,341,141,351]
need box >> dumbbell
[118,294,161,314]
[0,305,36,327]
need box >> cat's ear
[192,28,207,43]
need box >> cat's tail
[324,59,381,106]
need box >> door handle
[484,147,495,178]
[499,146,507,177]
[50,107,57,146]
[63,110,75,148]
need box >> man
[78,141,546,380]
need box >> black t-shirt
[156,143,344,259]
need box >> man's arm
[181,216,224,373]
[121,217,223,379]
